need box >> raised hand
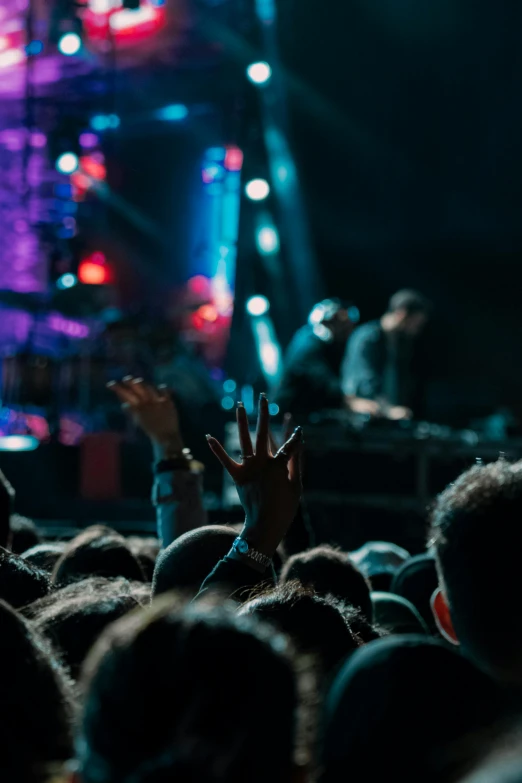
[206,395,303,558]
[107,377,184,459]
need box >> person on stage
[275,298,358,418]
[342,289,431,420]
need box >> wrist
[152,436,185,460]
[240,520,282,559]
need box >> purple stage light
[79,131,99,149]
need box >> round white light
[245,178,270,201]
[246,61,272,85]
[58,32,82,56]
[56,152,79,174]
[246,295,270,317]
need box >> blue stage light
[256,225,279,255]
[26,40,44,56]
[0,435,39,452]
[157,104,189,121]
[223,379,237,393]
[221,396,235,411]
[56,152,79,174]
[90,115,110,132]
[58,32,81,56]
[57,273,78,290]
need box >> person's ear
[431,587,458,645]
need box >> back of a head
[0,547,50,608]
[391,553,439,632]
[281,545,373,620]
[22,542,65,573]
[321,635,514,783]
[0,598,74,780]
[53,527,145,587]
[32,576,143,679]
[429,460,522,681]
[152,525,238,598]
[241,581,361,680]
[79,597,297,783]
[10,514,41,554]
[371,591,429,635]
[127,536,160,582]
[388,288,431,316]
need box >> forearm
[152,459,207,548]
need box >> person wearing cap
[275,298,359,419]
[342,289,432,420]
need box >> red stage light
[80,156,107,180]
[187,275,210,296]
[224,146,244,172]
[78,260,111,285]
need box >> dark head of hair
[78,596,297,783]
[371,591,429,635]
[29,576,144,680]
[388,288,431,316]
[152,525,238,598]
[429,460,522,681]
[0,547,50,609]
[52,526,145,587]
[391,553,439,632]
[127,536,160,582]
[10,514,41,554]
[22,542,66,573]
[320,635,514,783]
[0,598,74,780]
[0,470,14,549]
[241,581,361,681]
[280,545,372,620]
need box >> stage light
[0,436,39,452]
[79,132,99,149]
[108,114,120,128]
[247,61,272,85]
[26,40,44,56]
[206,147,226,161]
[268,403,280,416]
[245,178,270,201]
[78,261,110,285]
[157,104,189,121]
[56,152,79,174]
[221,396,235,411]
[90,115,110,131]
[57,273,78,290]
[223,379,237,393]
[256,225,279,255]
[0,49,25,69]
[58,32,82,56]
[202,164,224,184]
[246,295,270,317]
[224,146,244,172]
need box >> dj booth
[222,414,522,554]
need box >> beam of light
[252,316,282,385]
[0,435,39,452]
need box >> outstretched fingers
[206,435,239,478]
[255,394,270,457]
[237,403,253,458]
[277,426,303,485]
